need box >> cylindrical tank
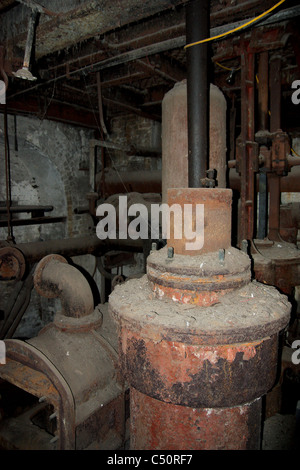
[109,187,291,450]
[162,80,227,202]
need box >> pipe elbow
[33,254,94,318]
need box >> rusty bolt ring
[147,247,250,277]
[0,246,26,280]
[109,277,291,345]
[54,305,103,332]
[147,269,251,292]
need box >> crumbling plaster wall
[107,114,162,172]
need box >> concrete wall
[0,114,95,337]
[108,114,162,172]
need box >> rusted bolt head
[167,247,174,259]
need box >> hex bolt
[39,396,47,403]
[49,411,57,421]
[241,239,249,254]
[219,248,225,265]
[167,247,174,259]
[151,242,157,251]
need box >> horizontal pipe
[96,170,162,197]
[9,5,300,100]
[229,166,300,193]
[12,235,144,265]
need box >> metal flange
[147,245,251,306]
[0,246,26,281]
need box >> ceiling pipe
[186,0,209,187]
[13,10,38,81]
[16,0,60,17]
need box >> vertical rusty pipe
[240,49,255,243]
[270,56,281,132]
[186,0,209,187]
[257,52,269,239]
[268,173,281,241]
[268,56,282,241]
[23,11,38,69]
[247,51,255,240]
[257,52,269,132]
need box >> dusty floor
[262,412,300,450]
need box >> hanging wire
[3,106,14,242]
[184,0,286,49]
[38,69,57,123]
[83,75,130,195]
[82,76,154,236]
[215,62,241,72]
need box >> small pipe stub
[167,187,232,256]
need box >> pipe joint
[33,254,94,318]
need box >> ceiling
[0,0,299,132]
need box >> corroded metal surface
[167,188,232,255]
[0,246,26,281]
[147,245,251,306]
[0,339,75,449]
[0,305,125,450]
[109,275,291,346]
[252,239,300,295]
[130,388,262,450]
[0,256,126,450]
[109,275,290,410]
[116,327,279,408]
[109,259,291,449]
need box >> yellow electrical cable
[184,0,286,49]
[215,61,241,71]
[292,148,300,157]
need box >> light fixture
[13,11,37,81]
